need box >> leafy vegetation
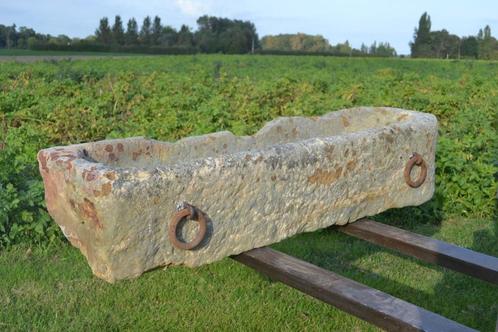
[0,55,496,331]
[0,55,496,247]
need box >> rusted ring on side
[404,152,427,188]
[169,205,207,250]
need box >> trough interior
[82,107,412,169]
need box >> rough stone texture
[38,107,437,282]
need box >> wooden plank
[233,247,475,332]
[337,219,498,285]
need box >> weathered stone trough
[38,107,437,282]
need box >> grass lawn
[1,216,496,331]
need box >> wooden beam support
[233,247,475,332]
[337,219,498,285]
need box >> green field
[0,55,497,331]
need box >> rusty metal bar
[233,247,475,332]
[337,219,498,285]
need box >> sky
[1,0,497,55]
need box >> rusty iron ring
[169,205,207,250]
[404,152,427,188]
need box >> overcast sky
[1,0,497,54]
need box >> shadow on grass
[379,196,497,331]
[273,193,498,331]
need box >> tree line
[411,12,498,59]
[261,33,396,57]
[0,15,258,54]
[93,15,258,53]
[0,15,395,56]
[0,16,396,57]
[1,13,496,58]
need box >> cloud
[174,0,210,17]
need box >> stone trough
[38,107,437,282]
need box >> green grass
[0,55,496,330]
[1,216,496,331]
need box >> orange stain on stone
[308,167,343,185]
[100,183,112,196]
[341,115,351,127]
[104,171,117,181]
[38,152,49,173]
[133,150,143,161]
[78,198,103,229]
[346,160,357,172]
[82,167,98,181]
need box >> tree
[27,36,38,49]
[373,41,397,57]
[409,13,496,59]
[125,18,139,45]
[152,16,162,45]
[369,41,377,55]
[159,26,177,46]
[261,33,330,52]
[112,15,125,45]
[360,43,368,54]
[483,25,491,39]
[477,29,484,40]
[410,12,432,57]
[220,25,249,53]
[430,29,460,58]
[478,25,497,59]
[48,34,71,46]
[338,40,352,55]
[0,25,7,48]
[461,36,479,58]
[139,16,152,45]
[95,17,112,45]
[16,26,36,48]
[195,16,259,53]
[5,24,17,48]
[177,25,194,48]
[195,16,224,52]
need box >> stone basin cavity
[38,107,438,282]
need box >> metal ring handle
[169,205,207,250]
[404,153,427,188]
